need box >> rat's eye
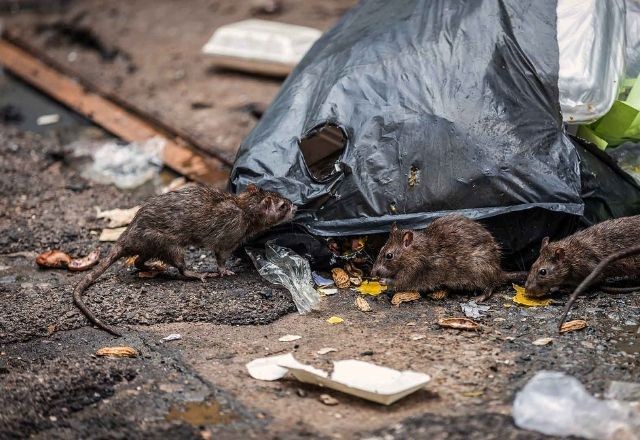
[279,203,287,211]
[539,268,547,276]
[385,252,393,260]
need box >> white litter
[513,371,640,439]
[247,353,430,405]
[316,347,337,355]
[202,19,322,76]
[98,227,127,242]
[96,206,140,228]
[278,334,302,342]
[245,353,304,381]
[161,333,182,342]
[318,287,338,296]
[36,114,60,126]
[460,301,490,319]
[532,337,554,346]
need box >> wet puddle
[615,325,640,354]
[165,400,235,426]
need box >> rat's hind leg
[214,249,235,277]
[476,286,495,303]
[165,247,207,283]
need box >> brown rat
[525,215,640,298]
[74,183,296,336]
[371,215,524,301]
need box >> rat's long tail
[73,243,125,337]
[503,271,528,283]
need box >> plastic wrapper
[81,137,165,189]
[513,371,640,439]
[246,242,320,314]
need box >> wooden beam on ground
[0,38,230,186]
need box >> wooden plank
[0,38,230,186]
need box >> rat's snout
[371,263,389,279]
[523,279,545,298]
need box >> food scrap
[326,316,344,324]
[68,249,101,272]
[512,284,552,307]
[356,281,387,296]
[331,268,350,289]
[391,291,421,306]
[35,250,72,269]
[355,296,372,312]
[560,319,587,333]
[437,317,481,331]
[96,347,139,358]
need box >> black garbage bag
[230,0,640,263]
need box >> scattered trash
[278,334,302,342]
[462,390,484,398]
[410,334,426,341]
[68,249,100,272]
[312,272,334,287]
[162,333,182,342]
[96,206,140,228]
[532,337,554,346]
[319,394,339,406]
[606,381,640,402]
[81,137,165,189]
[36,113,60,126]
[246,353,297,380]
[161,176,188,194]
[35,250,71,268]
[318,287,338,296]
[99,227,126,242]
[246,242,321,314]
[331,268,350,289]
[460,301,490,319]
[47,324,56,335]
[513,371,640,439]
[512,284,551,307]
[431,290,448,300]
[355,296,371,312]
[96,346,139,358]
[202,19,321,77]
[356,281,387,296]
[326,316,344,325]
[391,291,421,306]
[560,319,588,333]
[317,347,337,355]
[437,317,480,331]
[247,353,430,405]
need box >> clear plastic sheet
[513,371,640,439]
[246,242,321,314]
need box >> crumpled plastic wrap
[246,242,320,314]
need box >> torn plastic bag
[231,0,640,261]
[246,242,321,314]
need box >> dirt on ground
[1,126,639,439]
[1,0,358,164]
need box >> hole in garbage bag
[299,123,347,181]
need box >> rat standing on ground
[371,215,525,301]
[74,183,296,336]
[525,215,640,298]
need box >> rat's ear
[260,196,273,210]
[540,236,550,250]
[553,247,565,261]
[246,183,259,193]
[402,231,414,248]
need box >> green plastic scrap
[583,77,640,149]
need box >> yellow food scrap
[96,346,139,358]
[431,290,448,300]
[326,316,344,324]
[356,281,387,296]
[355,296,372,312]
[512,284,551,307]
